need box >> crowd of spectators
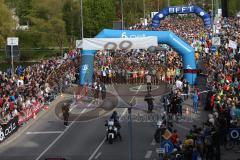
[0,51,80,124]
[1,12,240,158]
[91,14,240,159]
[94,47,182,85]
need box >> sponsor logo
[4,122,17,137]
[82,64,89,71]
[121,32,146,38]
[0,125,4,141]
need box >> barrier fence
[0,116,19,143]
[0,101,48,143]
[18,101,47,125]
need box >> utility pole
[143,0,146,22]
[121,0,124,29]
[80,0,84,40]
[212,0,214,34]
[128,106,133,160]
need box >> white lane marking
[144,150,152,159]
[88,138,105,160]
[129,85,142,105]
[94,152,102,159]
[88,85,142,160]
[88,106,127,160]
[136,85,142,94]
[119,108,128,121]
[151,139,156,146]
[35,102,90,160]
[26,131,63,135]
[81,108,87,114]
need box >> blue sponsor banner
[0,116,19,143]
[79,29,197,85]
[152,5,211,28]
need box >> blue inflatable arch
[152,5,211,28]
[80,29,197,85]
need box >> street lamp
[121,0,124,29]
[128,105,133,160]
[80,0,84,39]
[143,0,146,21]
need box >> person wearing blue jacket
[192,90,199,114]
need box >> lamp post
[128,105,133,160]
[80,0,84,40]
[211,0,214,34]
[143,0,146,25]
[121,0,124,29]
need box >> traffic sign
[229,128,240,139]
[212,37,221,46]
[7,37,19,46]
[162,129,172,140]
[210,46,217,53]
[156,147,165,154]
[161,140,174,154]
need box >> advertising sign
[0,116,19,143]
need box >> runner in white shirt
[175,79,183,90]
[146,74,152,92]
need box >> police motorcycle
[105,112,122,144]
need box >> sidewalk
[0,94,73,147]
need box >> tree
[0,0,15,47]
[62,0,81,46]
[25,0,67,48]
[16,0,32,25]
[228,0,240,16]
[83,0,116,37]
[49,17,66,55]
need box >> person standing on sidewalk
[62,102,70,126]
[192,90,199,114]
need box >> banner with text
[0,116,19,143]
[81,37,158,50]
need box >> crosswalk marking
[26,131,63,135]
[144,151,152,159]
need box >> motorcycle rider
[105,111,122,141]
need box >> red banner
[18,102,47,125]
[183,69,199,74]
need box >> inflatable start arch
[80,29,197,85]
[152,5,211,28]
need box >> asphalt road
[0,83,239,160]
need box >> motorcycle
[105,120,119,144]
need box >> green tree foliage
[228,0,240,16]
[62,0,81,46]
[25,0,66,48]
[0,0,15,47]
[2,0,240,50]
[82,0,116,37]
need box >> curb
[0,94,72,147]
